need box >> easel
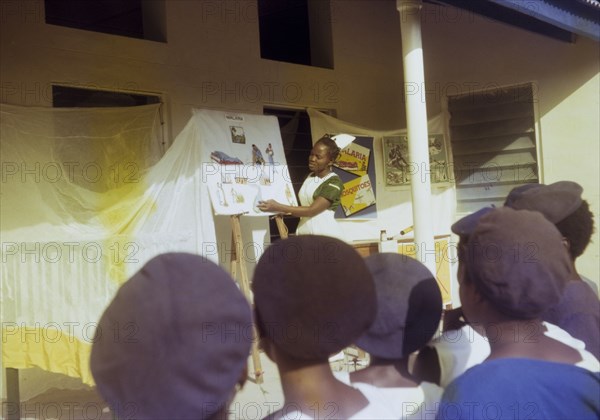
[273,214,289,239]
[229,213,289,384]
[229,213,263,384]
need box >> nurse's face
[308,143,333,177]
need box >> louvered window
[448,84,539,213]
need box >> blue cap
[91,253,252,420]
[356,253,442,359]
[252,235,376,360]
[464,207,573,319]
[505,181,583,223]
[451,206,495,237]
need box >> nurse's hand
[257,199,281,213]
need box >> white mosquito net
[1,103,218,385]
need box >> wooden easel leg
[230,215,264,384]
[230,229,238,283]
[274,215,288,239]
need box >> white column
[397,0,436,274]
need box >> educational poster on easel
[331,135,377,220]
[193,109,298,215]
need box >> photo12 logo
[198,81,339,105]
[1,241,140,264]
[1,161,140,184]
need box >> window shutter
[448,84,539,212]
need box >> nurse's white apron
[296,172,346,241]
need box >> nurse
[257,135,346,241]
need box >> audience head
[90,253,252,420]
[451,206,494,240]
[252,235,376,362]
[455,207,573,322]
[356,253,442,359]
[505,181,594,261]
[503,181,582,222]
[555,200,595,260]
[502,183,544,208]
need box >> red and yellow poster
[335,142,370,177]
[332,135,377,220]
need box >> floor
[1,349,366,419]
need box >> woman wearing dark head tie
[334,253,444,419]
[253,235,394,419]
[437,208,599,420]
[505,181,600,359]
[257,136,346,241]
[90,253,253,420]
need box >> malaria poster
[332,136,377,219]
